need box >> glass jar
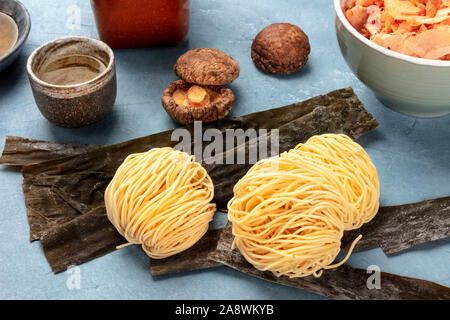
[90,0,191,49]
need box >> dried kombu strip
[0,136,101,167]
[41,206,123,273]
[16,88,378,271]
[208,223,450,300]
[341,197,450,255]
[150,229,223,276]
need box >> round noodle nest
[228,134,379,278]
[105,147,216,259]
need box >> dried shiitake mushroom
[174,48,240,85]
[162,80,235,124]
[251,23,311,74]
[162,48,240,124]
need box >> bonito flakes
[344,0,450,60]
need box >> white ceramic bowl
[334,0,450,118]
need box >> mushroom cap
[251,23,311,75]
[174,48,240,85]
[161,80,235,124]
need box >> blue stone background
[0,0,448,299]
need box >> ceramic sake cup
[0,0,31,72]
[335,0,450,118]
[27,36,116,128]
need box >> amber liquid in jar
[0,12,18,57]
[91,0,190,49]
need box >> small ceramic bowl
[0,0,31,72]
[335,0,450,118]
[27,36,116,128]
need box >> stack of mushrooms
[162,48,240,124]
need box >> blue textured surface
[0,0,449,300]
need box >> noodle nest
[228,134,379,278]
[105,147,216,259]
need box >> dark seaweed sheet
[41,206,123,273]
[208,223,450,300]
[9,88,380,272]
[341,197,450,255]
[0,136,101,167]
[150,229,222,276]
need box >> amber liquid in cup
[0,12,18,57]
[37,55,107,86]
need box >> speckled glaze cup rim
[26,36,115,97]
[334,0,450,68]
[0,0,31,61]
